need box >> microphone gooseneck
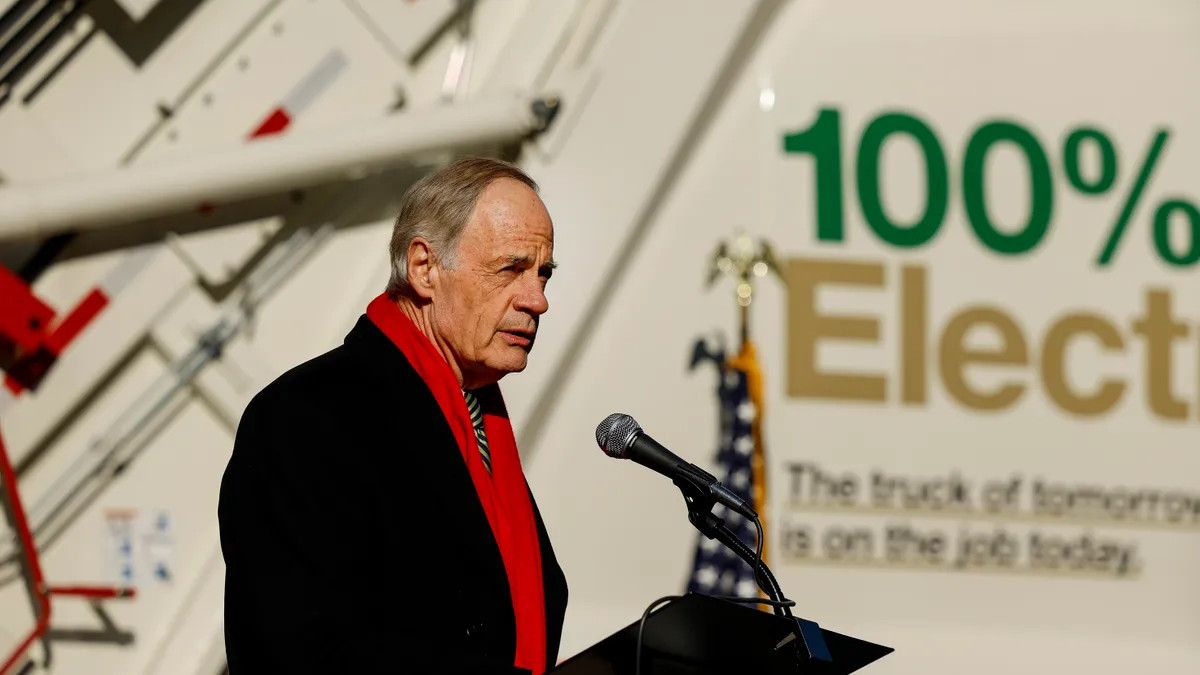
[597,412,818,675]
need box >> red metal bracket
[0,265,109,396]
[0,424,135,675]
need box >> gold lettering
[1041,314,1126,416]
[786,258,886,402]
[939,307,1028,411]
[1132,289,1189,421]
[782,258,1196,422]
[901,265,927,405]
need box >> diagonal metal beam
[516,0,790,457]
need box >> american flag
[685,341,767,601]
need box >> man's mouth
[500,329,535,347]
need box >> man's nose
[514,282,549,315]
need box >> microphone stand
[670,467,834,666]
[669,467,791,617]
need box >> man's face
[431,178,555,389]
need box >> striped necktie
[462,389,492,474]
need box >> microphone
[595,413,757,520]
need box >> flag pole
[706,229,782,606]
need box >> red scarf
[366,293,547,674]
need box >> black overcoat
[218,315,569,674]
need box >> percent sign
[1079,128,1195,267]
[783,107,1195,267]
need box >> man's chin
[491,350,529,376]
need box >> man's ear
[406,238,437,299]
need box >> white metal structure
[0,92,557,242]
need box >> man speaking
[218,157,568,674]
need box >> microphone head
[595,413,642,459]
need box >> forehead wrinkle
[491,249,554,265]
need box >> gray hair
[385,156,539,298]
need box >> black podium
[547,593,893,675]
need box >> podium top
[549,593,893,675]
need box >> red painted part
[2,349,54,395]
[249,107,291,139]
[44,289,108,356]
[49,586,136,600]
[0,425,51,675]
[0,265,54,355]
[0,426,135,674]
[0,268,111,394]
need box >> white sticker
[103,510,137,587]
[141,509,174,585]
[102,508,174,586]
